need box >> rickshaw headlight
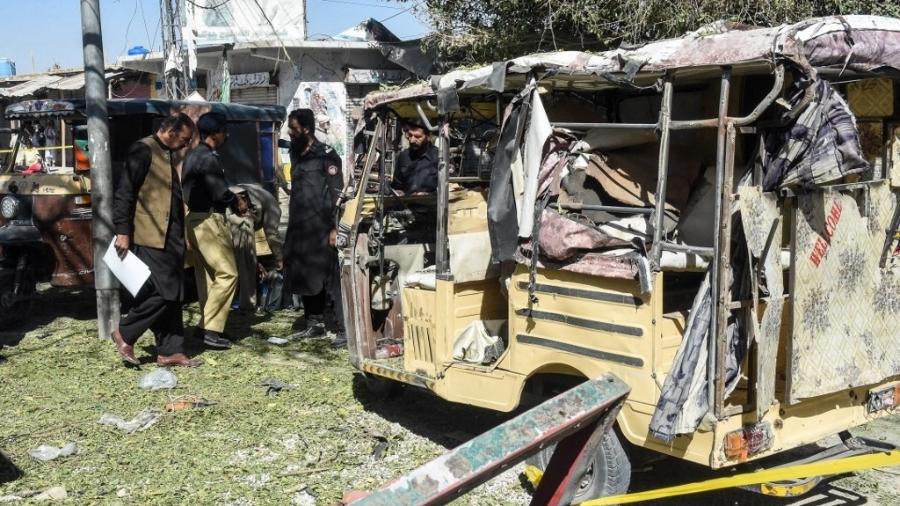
[1,195,20,219]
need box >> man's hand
[114,234,130,259]
[275,257,283,271]
[328,229,337,247]
[256,262,267,279]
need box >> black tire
[0,269,34,329]
[362,373,402,399]
[526,428,631,502]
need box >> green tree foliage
[399,0,900,65]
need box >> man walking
[284,109,346,347]
[110,113,199,367]
[182,112,245,349]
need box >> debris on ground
[33,486,66,501]
[27,443,77,462]
[260,377,293,397]
[164,395,215,412]
[98,408,163,433]
[291,489,316,505]
[138,369,178,390]
[266,337,289,345]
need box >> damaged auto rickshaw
[339,15,900,502]
[0,99,284,326]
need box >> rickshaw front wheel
[0,267,35,329]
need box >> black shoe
[330,332,347,349]
[293,324,325,339]
[203,330,232,349]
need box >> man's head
[157,113,196,151]
[288,109,316,151]
[197,112,228,149]
[404,121,431,153]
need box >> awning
[46,71,128,91]
[5,98,286,122]
[0,75,64,98]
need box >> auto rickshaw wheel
[525,427,630,501]
[0,268,35,329]
[362,373,403,399]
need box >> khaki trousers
[187,212,237,333]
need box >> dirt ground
[1,287,898,505]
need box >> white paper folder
[102,238,151,297]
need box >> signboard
[183,0,305,47]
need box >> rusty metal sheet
[739,186,784,418]
[788,182,900,402]
[350,374,630,506]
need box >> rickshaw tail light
[74,195,91,206]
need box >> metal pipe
[649,79,674,269]
[415,103,439,133]
[80,0,119,340]
[715,122,738,418]
[708,67,731,418]
[659,241,715,258]
[669,119,719,130]
[556,203,654,215]
[551,122,657,130]
[732,65,784,126]
[435,116,451,279]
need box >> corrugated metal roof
[0,75,64,97]
[46,71,127,91]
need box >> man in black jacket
[392,121,439,196]
[182,112,247,349]
[283,109,346,347]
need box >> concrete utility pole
[80,0,119,339]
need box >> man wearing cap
[182,112,247,349]
[284,108,346,347]
[392,121,439,196]
[111,113,199,367]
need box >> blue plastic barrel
[0,58,16,77]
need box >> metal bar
[649,78,674,270]
[715,121,738,418]
[349,374,630,506]
[669,118,720,130]
[732,65,784,126]
[659,241,715,258]
[556,203,654,215]
[80,0,119,340]
[415,103,439,133]
[550,122,658,130]
[435,117,451,279]
[708,67,731,418]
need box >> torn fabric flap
[436,86,460,113]
[518,89,553,238]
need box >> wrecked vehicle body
[340,15,900,500]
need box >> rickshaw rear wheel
[525,427,630,502]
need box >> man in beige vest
[110,113,200,368]
[182,113,246,348]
